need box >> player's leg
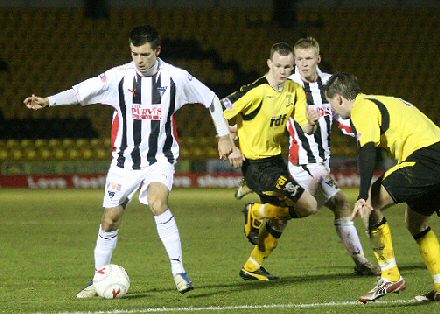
[243,158,317,244]
[240,219,287,280]
[359,180,405,303]
[235,177,254,200]
[77,167,139,299]
[325,187,380,276]
[141,161,193,294]
[407,206,440,301]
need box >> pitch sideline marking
[35,299,421,314]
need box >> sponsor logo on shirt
[132,104,162,120]
[316,105,332,117]
[270,114,287,127]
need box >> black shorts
[242,155,305,205]
[381,141,440,216]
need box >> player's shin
[335,217,368,265]
[154,209,185,274]
[247,222,282,269]
[94,224,119,270]
[369,218,400,281]
[414,227,440,292]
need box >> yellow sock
[251,203,289,219]
[370,222,401,281]
[244,225,280,272]
[415,228,440,292]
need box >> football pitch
[1,188,439,313]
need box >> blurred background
[0,0,439,188]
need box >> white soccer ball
[93,264,130,299]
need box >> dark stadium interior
[0,1,439,161]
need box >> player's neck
[301,73,319,83]
[138,59,160,77]
[265,74,284,92]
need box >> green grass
[1,188,439,313]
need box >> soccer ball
[93,264,130,299]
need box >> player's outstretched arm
[23,94,49,111]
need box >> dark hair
[324,72,361,100]
[270,42,293,60]
[129,25,161,48]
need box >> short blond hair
[294,37,320,56]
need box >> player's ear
[317,54,321,64]
[155,46,161,57]
[266,58,272,69]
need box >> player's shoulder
[107,62,135,74]
[319,71,332,84]
[285,79,305,92]
[100,62,135,81]
[228,76,268,102]
[158,59,190,79]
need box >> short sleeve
[223,88,262,120]
[351,102,381,147]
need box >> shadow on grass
[125,264,430,304]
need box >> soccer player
[287,38,378,275]
[223,42,320,280]
[325,72,440,302]
[24,25,234,298]
[231,37,379,277]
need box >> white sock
[335,217,368,265]
[94,224,119,270]
[155,209,185,275]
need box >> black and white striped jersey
[288,68,353,165]
[72,59,215,169]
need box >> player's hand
[23,94,49,110]
[228,146,245,168]
[307,108,320,127]
[352,198,372,230]
[217,134,234,160]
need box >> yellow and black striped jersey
[223,77,308,160]
[352,93,440,162]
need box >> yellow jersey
[352,93,440,162]
[224,77,308,160]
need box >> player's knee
[329,191,350,217]
[294,192,318,217]
[148,197,168,216]
[102,208,123,231]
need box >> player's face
[267,51,294,86]
[294,48,320,83]
[130,42,160,75]
[327,94,350,119]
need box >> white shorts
[103,160,175,208]
[288,161,340,207]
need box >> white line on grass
[35,299,420,314]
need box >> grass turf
[1,188,439,313]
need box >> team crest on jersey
[156,86,168,96]
[132,104,162,120]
